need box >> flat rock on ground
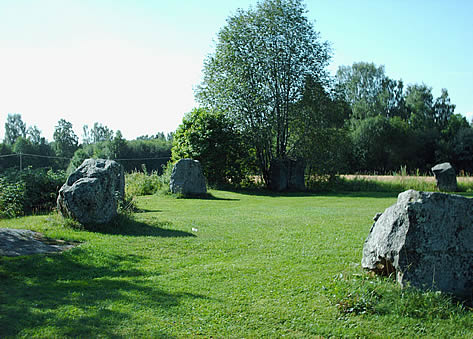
[0,228,78,257]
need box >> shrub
[125,162,173,197]
[0,167,67,218]
[0,177,24,218]
[126,170,161,196]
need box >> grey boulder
[0,228,77,257]
[362,189,473,298]
[431,162,457,192]
[170,159,207,195]
[57,159,125,225]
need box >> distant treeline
[172,62,473,189]
[0,115,172,174]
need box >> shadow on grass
[224,188,400,199]
[86,216,196,238]
[0,249,207,337]
[175,192,239,201]
[224,188,319,198]
[135,208,163,213]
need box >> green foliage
[196,0,331,184]
[337,62,394,120]
[0,177,25,218]
[27,125,44,145]
[119,138,171,173]
[125,162,173,196]
[4,113,27,145]
[82,122,114,144]
[291,78,352,176]
[454,127,473,173]
[172,108,250,187]
[53,119,79,168]
[350,116,418,173]
[0,168,66,218]
[125,170,162,196]
[12,137,57,169]
[329,273,467,321]
[68,135,172,174]
[405,83,436,129]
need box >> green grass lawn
[1,190,473,337]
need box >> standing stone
[170,159,207,195]
[362,189,473,298]
[57,159,125,225]
[269,158,305,191]
[431,162,457,192]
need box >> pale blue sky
[0,0,471,141]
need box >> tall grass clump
[330,272,469,321]
[307,164,473,193]
[125,162,173,196]
[126,170,161,196]
[337,176,439,192]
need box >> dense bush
[172,108,252,187]
[0,167,66,218]
[0,177,24,218]
[125,162,173,196]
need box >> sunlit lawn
[1,190,472,337]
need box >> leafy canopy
[196,0,330,184]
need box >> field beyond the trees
[1,190,473,337]
[342,174,473,184]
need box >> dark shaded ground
[0,228,79,257]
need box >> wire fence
[0,152,172,171]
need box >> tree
[81,123,114,145]
[82,125,92,145]
[90,122,114,143]
[453,127,473,173]
[172,108,249,186]
[53,119,78,164]
[336,62,406,121]
[196,0,330,185]
[4,113,27,145]
[433,88,455,132]
[290,77,351,176]
[109,130,127,160]
[27,126,45,145]
[405,83,435,129]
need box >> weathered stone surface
[0,228,78,257]
[269,158,305,192]
[170,159,207,195]
[57,159,125,225]
[362,189,473,297]
[431,162,457,192]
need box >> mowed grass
[1,190,473,337]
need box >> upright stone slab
[170,159,207,195]
[431,162,457,192]
[57,159,125,225]
[269,158,305,192]
[362,189,473,297]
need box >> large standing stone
[269,158,305,192]
[362,189,473,297]
[431,162,457,192]
[170,159,207,195]
[57,159,125,225]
